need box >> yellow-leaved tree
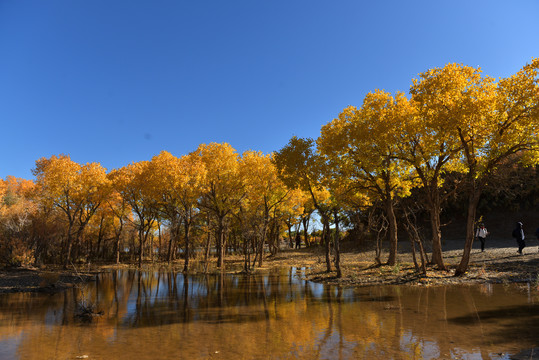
[149,150,206,271]
[109,161,157,268]
[279,188,308,248]
[273,137,335,274]
[458,60,538,274]
[395,76,465,270]
[0,176,37,266]
[195,143,244,269]
[318,91,415,266]
[410,59,539,275]
[239,150,289,269]
[409,63,496,273]
[33,155,109,267]
[147,151,183,263]
[103,182,132,264]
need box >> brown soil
[261,237,539,287]
[0,267,95,293]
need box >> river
[0,268,538,359]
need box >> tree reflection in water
[0,268,538,359]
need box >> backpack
[512,228,520,239]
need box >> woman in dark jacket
[512,222,525,254]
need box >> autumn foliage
[0,59,537,277]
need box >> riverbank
[264,237,539,287]
[1,237,538,292]
[0,267,96,293]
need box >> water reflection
[0,269,538,359]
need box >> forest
[1,59,538,278]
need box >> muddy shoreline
[2,237,538,293]
[0,267,96,294]
[295,237,539,287]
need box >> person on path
[475,223,489,252]
[512,222,525,255]
[294,232,301,249]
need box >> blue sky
[1,0,538,179]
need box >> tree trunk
[129,231,136,262]
[257,220,269,267]
[115,232,121,264]
[204,223,212,273]
[167,223,175,263]
[137,219,152,268]
[333,209,342,278]
[455,182,482,276]
[63,222,75,268]
[158,222,163,261]
[64,235,73,269]
[95,215,105,260]
[257,235,265,267]
[216,217,225,269]
[286,222,293,248]
[323,218,332,273]
[138,228,144,268]
[243,233,251,273]
[302,215,310,247]
[385,197,398,266]
[274,223,281,254]
[267,220,277,256]
[428,191,446,270]
[183,217,190,273]
[149,233,154,262]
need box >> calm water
[1,268,538,360]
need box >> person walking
[512,222,525,255]
[294,232,301,249]
[475,223,489,252]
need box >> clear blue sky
[1,0,538,179]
